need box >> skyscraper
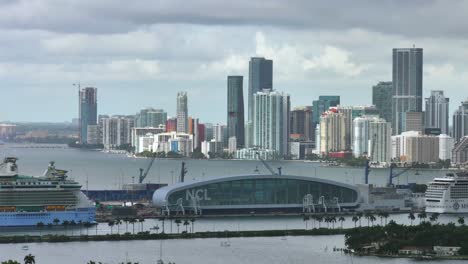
[353,116,391,163]
[253,89,290,158]
[79,87,97,144]
[176,92,188,133]
[312,96,340,126]
[290,106,313,141]
[135,108,167,128]
[392,48,423,135]
[247,57,273,147]
[372,81,393,122]
[319,110,346,155]
[453,98,468,143]
[425,90,449,135]
[227,76,245,147]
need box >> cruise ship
[425,171,468,213]
[0,157,95,227]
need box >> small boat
[220,241,231,247]
[21,245,29,251]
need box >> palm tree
[352,215,359,228]
[124,218,129,233]
[417,212,427,224]
[364,213,373,227]
[78,220,83,236]
[53,218,60,227]
[429,213,440,224]
[458,216,465,226]
[408,212,415,226]
[183,219,190,233]
[138,218,145,233]
[377,212,385,226]
[70,220,77,236]
[174,219,182,233]
[338,216,345,229]
[357,212,363,227]
[130,218,137,234]
[23,254,35,264]
[382,212,389,226]
[159,217,166,234]
[302,215,310,230]
[108,220,115,235]
[116,219,122,234]
[316,215,323,228]
[36,222,44,236]
[369,214,376,226]
[1,260,21,264]
[330,216,337,229]
[324,216,330,229]
[62,220,70,235]
[190,218,195,233]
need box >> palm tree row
[107,218,146,235]
[156,217,196,234]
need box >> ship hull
[0,207,95,227]
[425,199,468,213]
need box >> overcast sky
[1,0,468,123]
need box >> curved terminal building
[153,175,360,215]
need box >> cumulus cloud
[303,46,367,77]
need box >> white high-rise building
[369,119,392,163]
[319,109,346,155]
[425,90,449,135]
[176,92,188,133]
[100,115,135,149]
[353,116,391,163]
[253,89,290,158]
[391,131,439,163]
[438,134,454,161]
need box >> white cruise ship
[425,171,468,213]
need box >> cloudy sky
[1,0,468,123]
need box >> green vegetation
[345,220,468,255]
[68,142,104,149]
[207,151,233,159]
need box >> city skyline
[1,1,468,123]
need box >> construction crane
[138,155,156,184]
[387,163,412,187]
[255,152,281,176]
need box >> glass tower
[392,48,423,135]
[79,87,97,144]
[372,81,393,123]
[227,76,245,147]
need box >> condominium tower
[79,87,98,144]
[392,48,423,135]
[176,92,188,133]
[227,76,245,147]
[425,90,449,135]
[253,89,290,158]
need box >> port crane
[387,163,412,187]
[138,155,156,184]
[255,152,282,176]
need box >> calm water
[2,236,467,264]
[0,144,449,189]
[0,144,464,263]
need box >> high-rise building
[392,48,423,135]
[403,112,424,133]
[425,90,449,135]
[438,134,454,161]
[372,81,393,122]
[227,76,245,148]
[369,119,392,163]
[204,123,214,141]
[391,131,439,163]
[312,96,340,126]
[165,117,177,132]
[253,89,290,158]
[0,124,16,140]
[135,108,167,128]
[338,105,379,150]
[247,57,273,147]
[100,115,135,149]
[319,109,346,155]
[79,87,97,144]
[290,106,313,142]
[213,124,226,144]
[452,136,468,164]
[453,99,468,143]
[176,92,188,133]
